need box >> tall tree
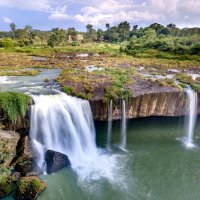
[24,25,33,39]
[149,23,164,32]
[48,28,66,47]
[118,21,131,41]
[97,29,104,42]
[106,23,110,30]
[10,23,17,39]
[86,24,97,42]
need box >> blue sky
[0,0,199,31]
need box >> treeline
[0,21,200,55]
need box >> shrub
[0,92,30,124]
[62,86,75,95]
[0,38,14,49]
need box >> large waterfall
[30,93,127,186]
[184,87,198,148]
[107,100,113,148]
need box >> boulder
[11,172,21,182]
[0,175,14,199]
[0,130,20,168]
[45,150,70,174]
[14,176,46,200]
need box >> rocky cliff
[90,90,200,120]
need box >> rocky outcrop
[90,91,200,120]
[0,175,14,199]
[0,130,20,168]
[14,135,41,176]
[45,150,70,174]
[14,176,46,200]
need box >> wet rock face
[14,176,46,200]
[45,150,70,174]
[0,131,20,168]
[91,91,200,120]
[14,136,42,176]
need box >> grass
[0,92,30,124]
[0,44,200,100]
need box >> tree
[106,23,110,30]
[149,23,164,32]
[97,29,104,42]
[67,28,77,41]
[24,25,33,39]
[158,28,170,35]
[118,21,131,41]
[48,28,66,47]
[132,25,138,31]
[86,24,97,42]
[10,23,17,39]
[167,23,177,29]
[15,29,29,40]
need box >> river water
[36,116,200,200]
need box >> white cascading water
[119,100,127,150]
[184,87,198,148]
[30,93,127,187]
[107,100,113,148]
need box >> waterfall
[107,100,113,148]
[119,100,127,150]
[184,87,198,148]
[30,93,97,171]
[29,93,126,184]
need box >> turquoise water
[35,116,200,200]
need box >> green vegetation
[0,92,30,124]
[15,177,46,200]
[0,21,200,101]
[62,86,75,95]
[0,174,14,199]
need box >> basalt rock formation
[91,89,200,120]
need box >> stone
[14,176,46,200]
[0,175,14,199]
[0,130,20,168]
[11,172,21,182]
[45,150,70,174]
[15,157,41,177]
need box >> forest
[0,21,200,57]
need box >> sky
[0,0,200,31]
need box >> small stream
[0,68,61,95]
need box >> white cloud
[49,5,69,20]
[0,0,52,12]
[2,16,13,23]
[0,0,200,27]
[74,0,160,26]
[0,0,69,21]
[74,0,200,27]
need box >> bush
[0,92,30,124]
[190,43,200,55]
[0,38,14,49]
[62,86,74,95]
[71,41,79,46]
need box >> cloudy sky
[0,0,199,31]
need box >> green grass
[0,92,30,124]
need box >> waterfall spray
[184,87,198,148]
[119,100,127,150]
[107,100,113,148]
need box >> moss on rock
[14,176,46,200]
[0,175,14,199]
